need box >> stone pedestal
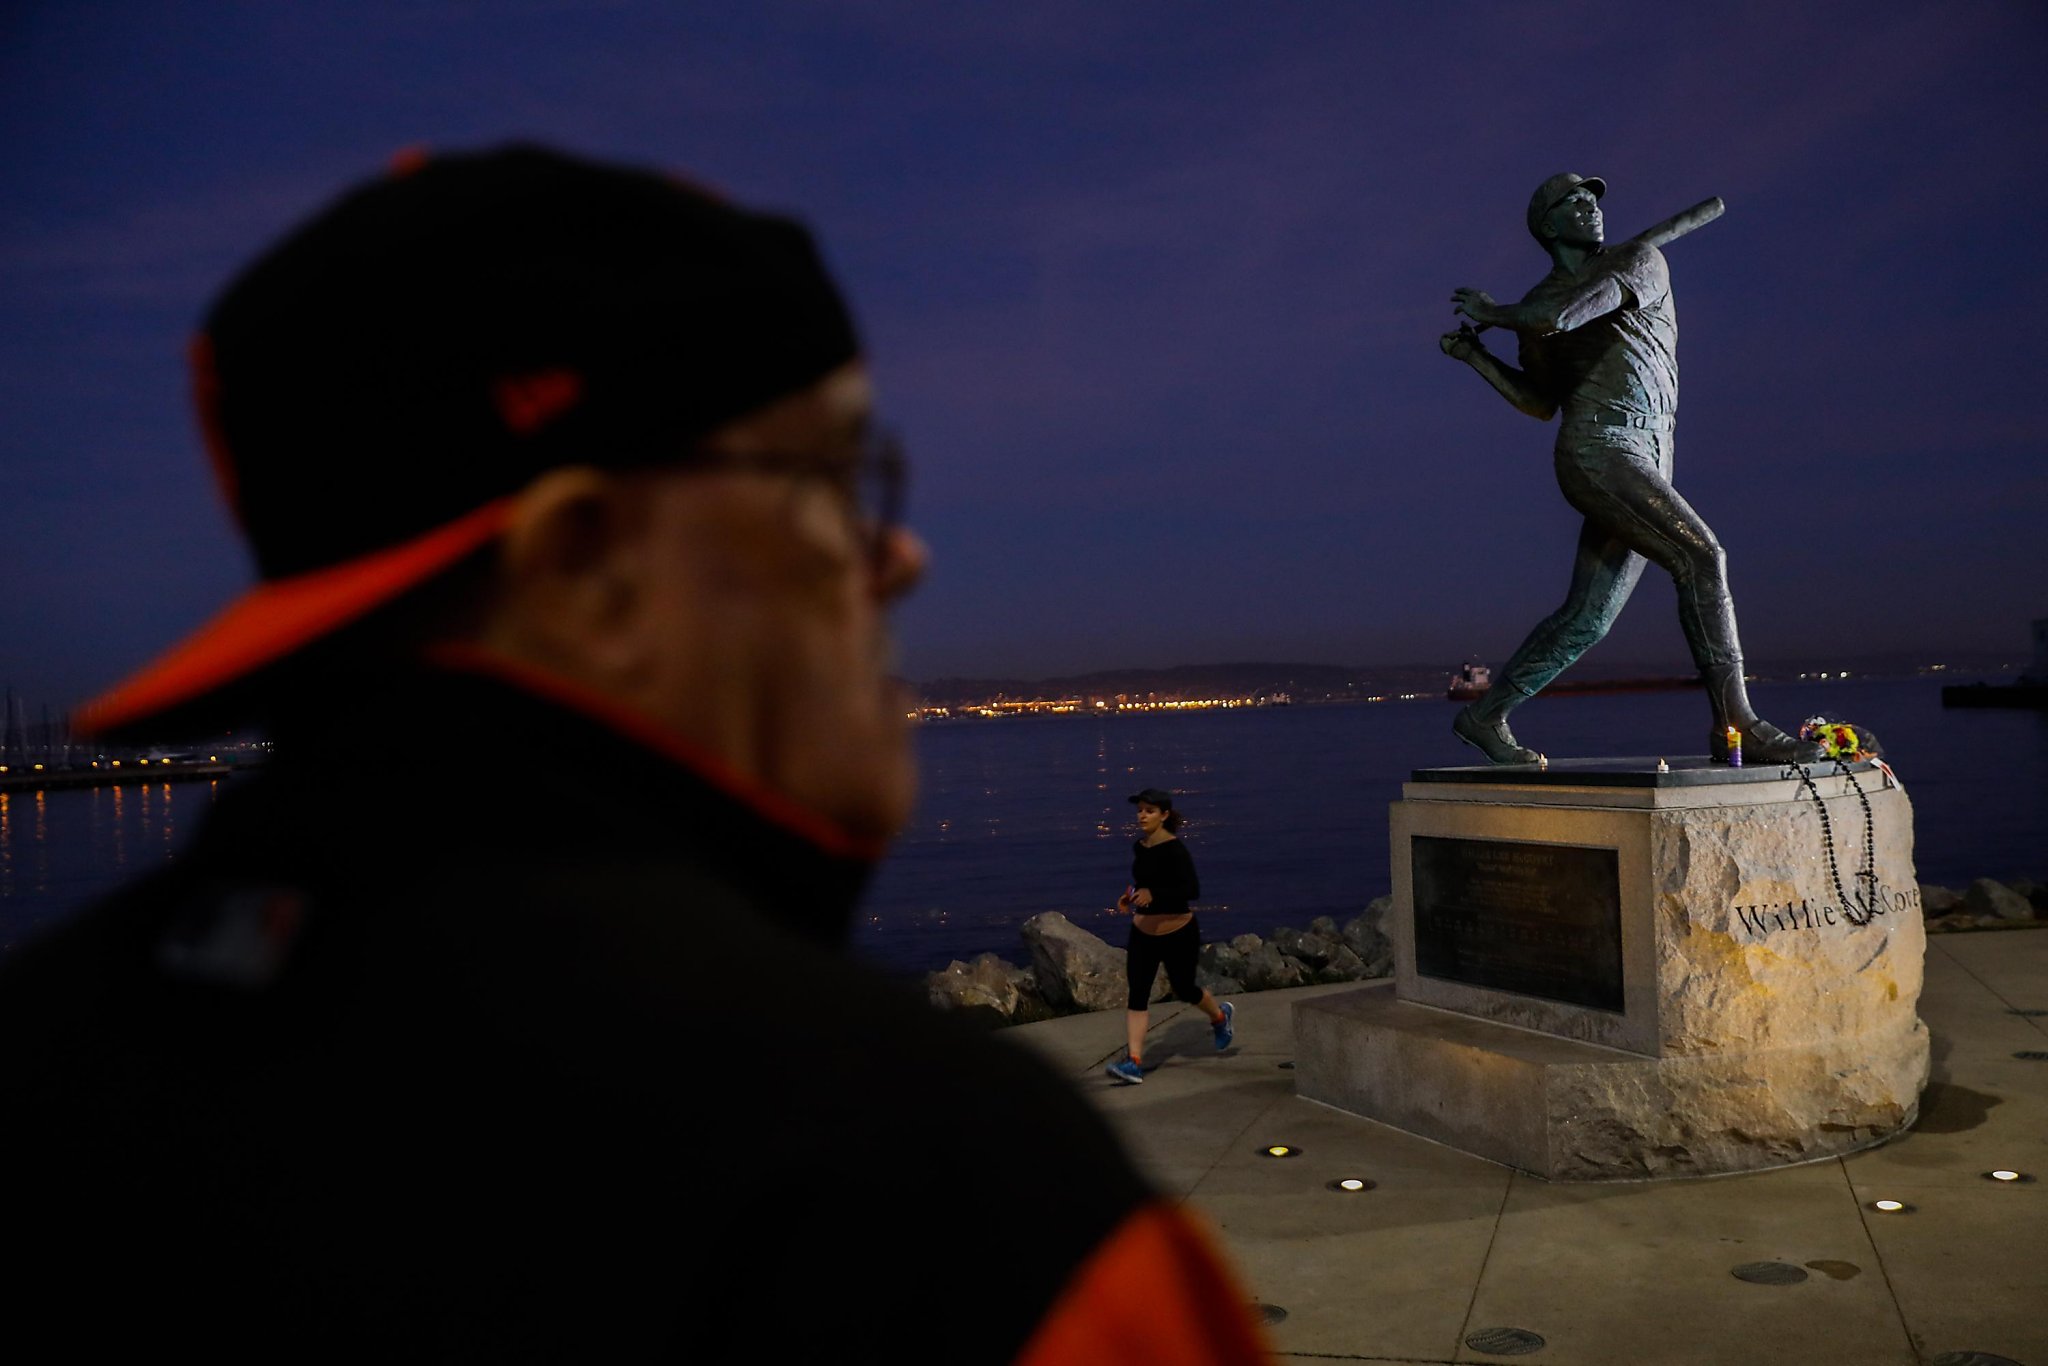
[1294,756,1929,1180]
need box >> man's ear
[486,467,648,675]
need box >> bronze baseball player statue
[1440,173,1822,766]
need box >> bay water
[3,679,2042,973]
[858,677,2046,975]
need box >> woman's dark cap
[78,142,860,739]
[1128,788,1175,809]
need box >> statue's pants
[1495,425,1743,703]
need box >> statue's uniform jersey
[1516,241,1677,426]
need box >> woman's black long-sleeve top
[1130,838,1200,917]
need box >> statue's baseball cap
[1526,172,1605,240]
[76,143,859,739]
[1127,788,1176,809]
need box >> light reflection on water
[0,777,227,955]
[1,680,2041,974]
[112,784,126,875]
[33,791,48,896]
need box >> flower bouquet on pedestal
[1799,717,1882,761]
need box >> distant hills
[916,661,1418,708]
[914,650,2027,709]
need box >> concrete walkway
[1004,930,2048,1365]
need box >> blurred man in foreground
[2,145,1269,1363]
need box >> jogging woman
[1105,787,1234,1084]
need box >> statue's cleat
[1454,706,1542,765]
[1711,720,1825,765]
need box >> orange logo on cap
[493,369,584,435]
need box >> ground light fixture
[1984,1169,2034,1183]
[1326,1177,1376,1193]
[1258,1144,1302,1159]
[1867,1199,1916,1213]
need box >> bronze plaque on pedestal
[1411,835,1623,1012]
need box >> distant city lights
[912,694,1295,721]
[0,751,241,785]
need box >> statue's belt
[1564,410,1676,433]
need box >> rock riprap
[1919,876,2048,932]
[924,908,1395,1027]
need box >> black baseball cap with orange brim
[76,144,860,740]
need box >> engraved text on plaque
[1411,835,1624,1011]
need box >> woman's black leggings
[1126,917,1203,1011]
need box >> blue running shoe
[1213,1001,1235,1051]
[1105,1057,1145,1085]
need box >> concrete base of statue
[1293,756,1929,1181]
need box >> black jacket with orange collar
[0,665,1268,1364]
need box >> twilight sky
[4,1,2044,710]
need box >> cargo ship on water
[1941,617,2048,710]
[1447,663,1491,701]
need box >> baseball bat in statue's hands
[1456,196,1726,334]
[1632,196,1725,250]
